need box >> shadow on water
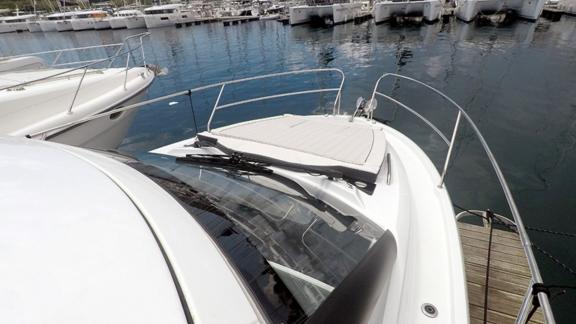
[3,16,576,323]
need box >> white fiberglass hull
[373,0,442,23]
[47,93,142,150]
[289,3,362,25]
[108,17,126,29]
[455,0,546,21]
[71,18,110,31]
[56,20,73,31]
[144,13,198,28]
[0,66,155,150]
[27,21,43,32]
[39,20,58,32]
[0,21,28,33]
[144,14,178,28]
[124,16,147,29]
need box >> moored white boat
[143,4,196,28]
[289,0,363,25]
[71,10,111,31]
[373,0,442,23]
[39,12,72,32]
[4,69,557,324]
[26,18,43,32]
[109,9,145,29]
[454,0,547,22]
[124,15,147,29]
[0,14,37,33]
[0,33,156,150]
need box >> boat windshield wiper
[176,153,274,175]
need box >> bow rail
[368,73,555,324]
[27,68,345,139]
[0,33,150,114]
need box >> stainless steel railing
[206,68,345,131]
[1,32,150,114]
[368,73,555,324]
[27,68,345,139]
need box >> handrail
[370,73,555,324]
[205,68,345,131]
[1,33,150,113]
[27,68,345,139]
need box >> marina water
[2,16,576,322]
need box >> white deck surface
[204,114,388,181]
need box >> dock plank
[458,222,545,323]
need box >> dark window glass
[127,154,383,324]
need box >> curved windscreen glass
[127,153,384,324]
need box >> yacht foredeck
[200,114,387,183]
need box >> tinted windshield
[128,153,383,323]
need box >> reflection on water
[2,16,576,323]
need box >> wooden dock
[458,222,544,324]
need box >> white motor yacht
[0,14,37,33]
[1,69,557,324]
[39,12,72,32]
[373,0,443,23]
[71,10,111,31]
[290,0,363,25]
[143,4,196,28]
[455,0,546,21]
[0,33,156,150]
[109,9,145,29]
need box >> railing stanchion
[68,66,89,114]
[52,51,62,66]
[438,110,462,188]
[371,73,556,324]
[124,52,131,91]
[207,84,226,132]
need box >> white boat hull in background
[56,20,73,31]
[108,17,127,29]
[71,19,97,31]
[455,0,546,21]
[144,14,179,28]
[39,20,58,32]
[0,22,28,33]
[94,20,111,29]
[373,0,442,23]
[289,3,362,25]
[124,16,147,29]
[27,21,43,32]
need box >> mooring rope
[483,210,495,324]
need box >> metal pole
[438,110,462,187]
[67,66,89,114]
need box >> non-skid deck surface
[458,222,545,324]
